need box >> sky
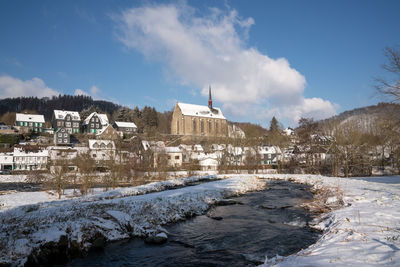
[0,0,399,127]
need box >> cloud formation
[74,85,101,99]
[0,75,59,98]
[114,3,337,125]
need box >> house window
[58,133,62,137]
[65,122,71,127]
[168,156,171,160]
[175,155,180,160]
[96,123,99,128]
[29,122,33,126]
[64,139,67,143]
[91,123,94,128]
[64,133,68,137]
[58,139,62,143]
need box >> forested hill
[318,102,400,132]
[0,95,120,121]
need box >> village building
[171,88,228,138]
[164,147,183,168]
[82,112,109,134]
[54,128,71,145]
[13,147,48,171]
[52,110,81,134]
[113,121,138,135]
[88,139,116,161]
[0,152,14,171]
[15,113,45,133]
[96,124,120,140]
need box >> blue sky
[1,0,399,127]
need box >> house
[54,128,71,145]
[0,152,14,171]
[52,110,81,134]
[82,112,109,134]
[171,87,228,138]
[88,139,116,161]
[198,154,219,171]
[258,146,282,166]
[13,147,48,171]
[15,113,45,133]
[113,121,138,135]
[96,124,120,140]
[164,146,183,168]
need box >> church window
[208,121,212,133]
[215,121,218,134]
[200,120,204,134]
[193,120,197,132]
[177,120,179,134]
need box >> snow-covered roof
[258,146,282,154]
[83,112,109,125]
[53,110,80,121]
[177,102,225,119]
[115,121,137,128]
[13,147,48,157]
[164,147,182,153]
[15,113,45,123]
[88,139,115,150]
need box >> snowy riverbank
[0,174,399,266]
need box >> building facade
[13,147,48,171]
[52,110,81,134]
[171,89,228,138]
[15,113,45,133]
[113,121,138,134]
[54,128,71,145]
[82,112,109,134]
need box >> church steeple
[208,85,212,109]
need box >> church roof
[177,102,225,119]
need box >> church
[171,87,228,138]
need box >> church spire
[208,85,212,109]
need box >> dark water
[70,180,320,266]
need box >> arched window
[177,120,179,134]
[215,121,218,134]
[208,120,212,133]
[200,120,204,134]
[193,119,197,132]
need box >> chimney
[208,85,212,109]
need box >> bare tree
[49,160,69,199]
[375,46,400,102]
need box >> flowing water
[69,180,320,266]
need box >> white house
[258,146,282,166]
[0,152,14,171]
[15,113,45,133]
[88,139,116,161]
[13,147,48,171]
[113,121,138,135]
[164,146,183,168]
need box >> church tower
[208,85,212,109]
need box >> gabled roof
[16,113,45,123]
[88,139,115,150]
[53,110,80,121]
[177,102,225,119]
[114,121,137,128]
[83,112,109,126]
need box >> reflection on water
[70,180,320,266]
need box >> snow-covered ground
[1,174,399,266]
[259,174,400,266]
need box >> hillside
[318,102,400,133]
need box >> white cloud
[74,85,101,99]
[0,75,59,98]
[74,89,89,96]
[114,3,337,125]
